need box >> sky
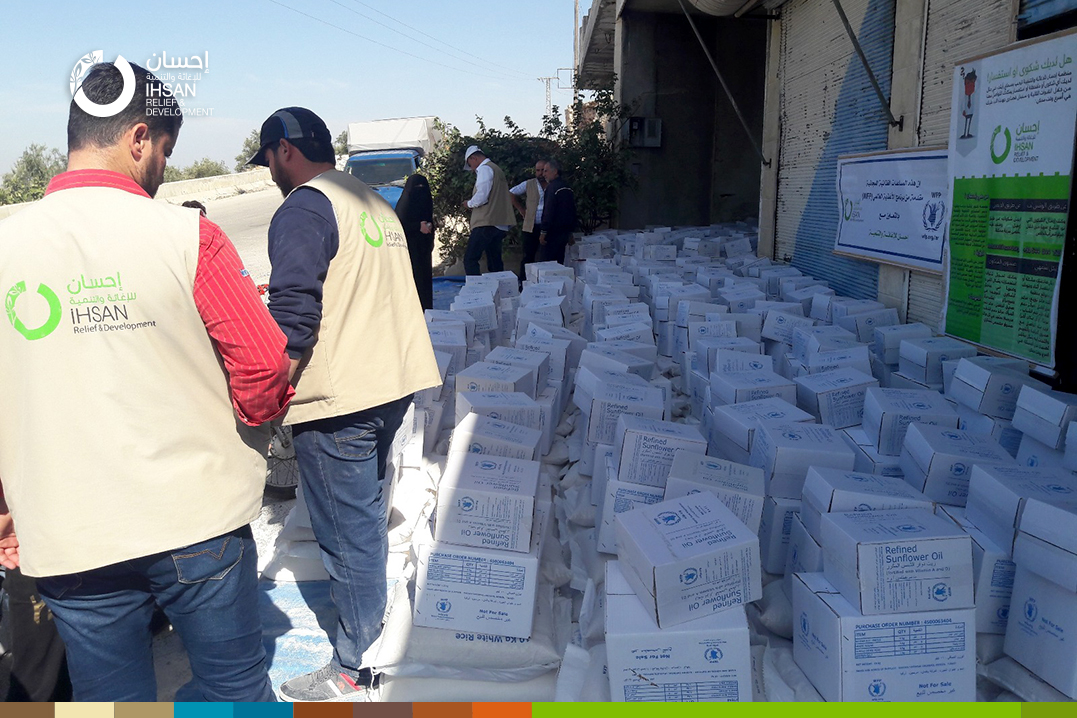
[0,0,578,173]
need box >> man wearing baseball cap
[250,107,441,701]
[461,145,515,275]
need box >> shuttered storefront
[909,0,1016,329]
[775,0,895,299]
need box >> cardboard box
[935,505,1015,634]
[791,326,857,364]
[760,310,816,344]
[965,463,1077,553]
[450,294,499,332]
[579,345,656,381]
[709,370,796,406]
[585,382,666,445]
[898,337,976,385]
[436,454,540,552]
[455,391,543,429]
[800,467,933,541]
[596,321,655,345]
[455,361,536,399]
[1004,498,1077,698]
[758,494,801,573]
[831,299,885,320]
[861,388,959,456]
[897,423,1015,506]
[1016,432,1067,469]
[750,422,856,498]
[792,572,976,702]
[794,368,878,429]
[784,512,824,598]
[515,334,570,382]
[612,415,708,488]
[448,412,541,461]
[820,509,975,615]
[597,478,665,554]
[873,323,933,364]
[1011,385,1077,450]
[710,397,814,455]
[485,346,551,395]
[710,350,773,375]
[835,307,900,343]
[955,404,1022,458]
[606,592,751,702]
[662,450,765,532]
[413,505,547,638]
[591,444,618,506]
[949,359,1047,420]
[840,427,905,478]
[615,493,762,627]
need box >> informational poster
[834,148,949,272]
[944,29,1077,368]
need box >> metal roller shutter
[909,0,1015,329]
[775,0,895,299]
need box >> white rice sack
[379,670,557,702]
[756,578,794,639]
[545,438,571,467]
[564,484,596,527]
[578,579,605,648]
[762,644,823,702]
[977,657,1073,703]
[977,632,1006,665]
[372,581,562,681]
[555,644,590,701]
[580,643,611,702]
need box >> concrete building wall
[615,10,766,229]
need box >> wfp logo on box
[1025,598,1038,622]
[457,496,477,512]
[468,442,485,453]
[896,523,926,533]
[479,460,498,470]
[436,599,453,615]
[800,612,810,637]
[951,462,968,477]
[911,402,931,411]
[657,511,681,527]
[998,605,1010,621]
[749,361,764,370]
[855,503,874,511]
[782,431,803,441]
[467,382,480,391]
[680,567,700,585]
[704,647,723,663]
[764,411,786,419]
[704,461,722,470]
[868,679,887,698]
[932,582,951,602]
[1045,484,1074,494]
[942,431,963,441]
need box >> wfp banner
[944,28,1077,368]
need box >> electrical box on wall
[626,117,662,147]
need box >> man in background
[509,159,547,280]
[461,146,515,275]
[538,158,577,264]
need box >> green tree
[0,144,66,205]
[425,76,633,262]
[235,129,261,172]
[163,158,230,184]
[334,129,349,157]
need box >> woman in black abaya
[394,173,435,311]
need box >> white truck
[344,116,441,209]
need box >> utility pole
[538,76,556,115]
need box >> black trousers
[519,229,540,279]
[406,231,434,311]
[464,226,506,276]
[538,231,571,265]
[2,567,72,701]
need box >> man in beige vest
[462,145,516,275]
[509,159,548,280]
[248,107,441,702]
[0,62,292,701]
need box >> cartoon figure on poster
[957,67,979,154]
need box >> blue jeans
[464,225,506,275]
[36,525,274,702]
[291,394,412,672]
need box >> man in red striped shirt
[0,61,292,702]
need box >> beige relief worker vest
[470,161,516,230]
[286,170,441,425]
[523,178,541,233]
[0,186,268,577]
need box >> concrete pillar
[877,0,929,322]
[757,17,782,260]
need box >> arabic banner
[944,29,1077,368]
[835,148,949,272]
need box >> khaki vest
[470,161,516,229]
[0,186,268,577]
[286,170,441,425]
[523,178,542,233]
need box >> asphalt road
[202,188,284,285]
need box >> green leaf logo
[6,281,62,341]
